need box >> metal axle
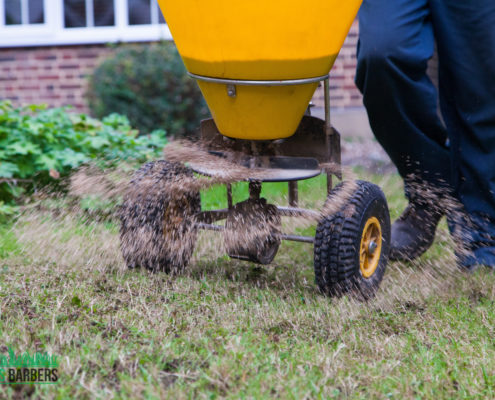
[196,223,314,244]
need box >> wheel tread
[119,160,201,273]
[314,180,391,298]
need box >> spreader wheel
[314,180,390,299]
[119,160,201,273]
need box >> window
[5,0,44,25]
[0,0,171,47]
[128,0,164,25]
[64,0,115,28]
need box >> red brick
[18,85,41,90]
[59,64,79,70]
[40,94,62,100]
[0,34,362,113]
[16,65,39,71]
[60,84,82,90]
[34,53,57,61]
[78,52,100,59]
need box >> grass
[0,170,494,399]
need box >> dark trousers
[355,0,495,266]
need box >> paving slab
[312,107,395,173]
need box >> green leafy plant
[88,42,209,137]
[0,100,168,214]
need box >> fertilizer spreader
[119,0,391,298]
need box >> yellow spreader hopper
[119,1,392,299]
[157,0,362,140]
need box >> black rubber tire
[119,160,201,273]
[314,180,391,299]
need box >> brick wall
[0,21,362,114]
[0,45,115,113]
[313,20,362,109]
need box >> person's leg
[355,0,452,260]
[356,0,452,191]
[430,0,495,268]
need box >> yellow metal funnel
[157,0,362,140]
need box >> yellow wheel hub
[359,217,382,279]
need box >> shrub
[88,42,209,137]
[0,101,167,212]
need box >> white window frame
[0,0,51,40]
[0,0,172,47]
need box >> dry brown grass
[0,168,493,399]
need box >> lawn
[0,170,494,399]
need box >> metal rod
[188,72,329,86]
[226,184,233,209]
[278,206,320,219]
[327,172,333,194]
[196,223,223,232]
[198,206,319,223]
[288,181,298,207]
[324,78,331,130]
[196,223,314,244]
[280,234,314,244]
[249,181,262,200]
[324,78,333,195]
[197,205,322,225]
[195,209,229,224]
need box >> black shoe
[389,202,443,261]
